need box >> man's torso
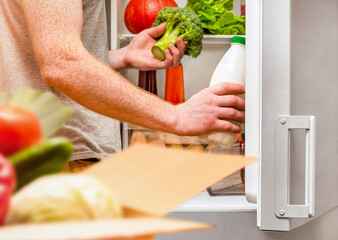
[0,0,121,160]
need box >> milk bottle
[201,36,245,147]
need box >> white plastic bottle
[200,36,246,147]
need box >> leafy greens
[185,0,245,35]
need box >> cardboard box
[0,144,257,240]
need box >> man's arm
[22,0,245,136]
[22,0,178,132]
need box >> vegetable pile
[185,0,245,35]
[0,88,75,225]
[151,7,204,61]
[0,88,123,226]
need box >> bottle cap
[231,36,245,45]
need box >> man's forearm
[42,49,178,134]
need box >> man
[0,0,245,170]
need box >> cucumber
[9,137,73,192]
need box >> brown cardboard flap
[0,218,212,240]
[84,144,257,216]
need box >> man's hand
[171,82,245,136]
[110,23,187,71]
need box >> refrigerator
[108,0,338,239]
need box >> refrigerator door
[259,0,338,231]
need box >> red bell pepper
[0,153,16,225]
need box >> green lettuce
[185,0,245,35]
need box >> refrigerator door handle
[274,115,316,218]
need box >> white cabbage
[5,174,122,224]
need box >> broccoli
[151,7,204,61]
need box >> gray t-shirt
[0,0,121,160]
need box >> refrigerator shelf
[122,122,210,149]
[119,34,244,45]
[173,191,256,212]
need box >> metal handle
[274,115,315,218]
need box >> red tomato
[124,0,178,34]
[0,106,42,156]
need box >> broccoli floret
[152,7,204,61]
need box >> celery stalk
[25,92,64,119]
[40,106,75,139]
[8,87,41,107]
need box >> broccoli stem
[151,22,182,61]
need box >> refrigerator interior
[109,0,260,220]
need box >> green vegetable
[5,174,123,224]
[185,0,245,35]
[9,137,73,192]
[151,7,204,61]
